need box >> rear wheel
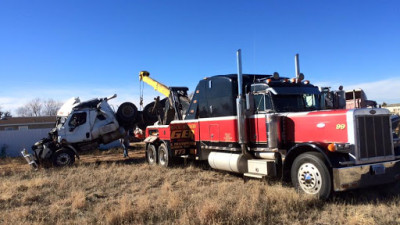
[158,143,171,167]
[52,148,75,167]
[291,152,331,199]
[146,144,157,165]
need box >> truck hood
[283,108,390,145]
[57,97,80,117]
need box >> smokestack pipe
[236,49,247,155]
[237,49,244,97]
[295,53,300,79]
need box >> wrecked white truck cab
[22,94,138,168]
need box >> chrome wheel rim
[147,148,155,163]
[159,148,167,166]
[297,163,322,194]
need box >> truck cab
[58,98,122,144]
[144,73,400,199]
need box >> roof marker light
[304,80,310,84]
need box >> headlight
[327,143,353,153]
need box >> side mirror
[246,93,254,111]
[69,127,75,132]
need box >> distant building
[0,116,55,131]
[383,103,400,115]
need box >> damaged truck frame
[143,50,400,198]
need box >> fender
[144,135,160,144]
[285,143,333,168]
[66,144,80,159]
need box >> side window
[69,112,87,127]
[254,94,265,112]
[254,94,273,113]
[265,95,272,110]
[304,95,314,107]
[97,114,106,120]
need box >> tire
[146,144,157,165]
[143,98,167,125]
[158,143,172,167]
[291,152,331,199]
[116,102,138,128]
[52,148,75,167]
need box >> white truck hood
[57,97,80,117]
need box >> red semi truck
[143,50,400,198]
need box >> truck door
[209,124,220,142]
[64,111,91,143]
[251,93,271,143]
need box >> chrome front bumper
[21,149,38,170]
[333,159,400,191]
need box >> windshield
[271,94,322,112]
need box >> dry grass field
[2,145,400,225]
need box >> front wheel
[291,152,331,199]
[52,148,75,167]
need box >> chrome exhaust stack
[236,49,248,155]
[295,53,300,79]
[207,49,250,174]
[266,114,280,150]
[295,54,304,82]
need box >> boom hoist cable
[139,78,144,110]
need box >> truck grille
[356,115,393,161]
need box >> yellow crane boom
[139,71,170,97]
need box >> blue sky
[0,0,399,113]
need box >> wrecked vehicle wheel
[52,149,75,167]
[117,102,138,128]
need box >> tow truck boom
[139,71,170,97]
[139,71,190,124]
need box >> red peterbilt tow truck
[143,50,400,198]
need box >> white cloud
[315,77,400,104]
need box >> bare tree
[0,106,12,118]
[43,99,63,116]
[16,105,32,117]
[28,98,43,116]
[16,98,63,117]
